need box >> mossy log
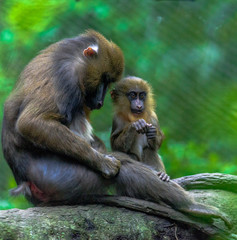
[0,173,236,240]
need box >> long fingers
[132,119,151,134]
[157,172,170,182]
[146,126,157,139]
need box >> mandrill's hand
[146,126,157,139]
[157,172,170,182]
[132,119,152,134]
[100,155,121,179]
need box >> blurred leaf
[0,29,14,43]
[94,4,110,19]
[0,199,13,210]
[5,0,71,42]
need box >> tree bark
[0,173,236,240]
[174,173,237,193]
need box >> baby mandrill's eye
[129,92,136,99]
[140,93,145,100]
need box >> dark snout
[131,100,144,114]
[96,100,103,109]
[85,82,108,110]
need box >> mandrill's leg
[113,153,231,228]
[16,152,230,228]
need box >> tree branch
[0,173,236,240]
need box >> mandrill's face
[82,40,124,111]
[84,73,113,110]
[126,90,146,115]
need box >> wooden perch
[0,173,236,240]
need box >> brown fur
[2,30,124,188]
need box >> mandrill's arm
[91,134,107,154]
[146,114,164,150]
[16,104,120,178]
[110,117,137,153]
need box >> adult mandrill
[1,31,230,228]
[2,30,123,203]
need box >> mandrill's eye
[129,92,136,99]
[139,92,146,100]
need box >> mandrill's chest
[69,112,93,143]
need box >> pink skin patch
[83,47,97,57]
[110,90,115,99]
[29,182,49,202]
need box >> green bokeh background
[0,0,236,209]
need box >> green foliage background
[0,0,237,209]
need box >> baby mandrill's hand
[157,172,170,182]
[132,119,152,134]
[146,126,157,139]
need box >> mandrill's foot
[100,155,121,179]
[184,203,232,229]
[157,172,170,182]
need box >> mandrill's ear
[83,45,98,57]
[110,89,117,100]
